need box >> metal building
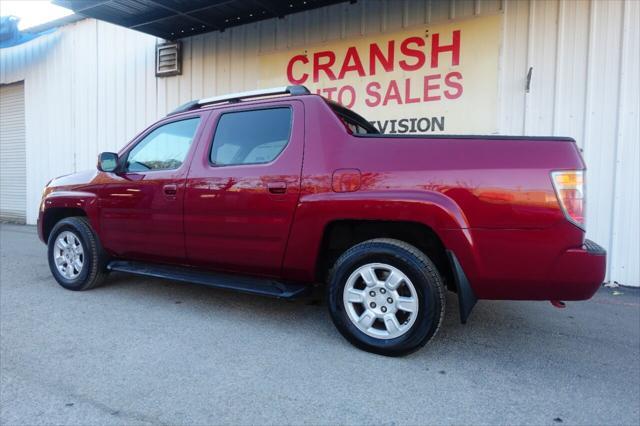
[0,0,638,286]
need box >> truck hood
[48,169,100,189]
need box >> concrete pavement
[1,223,639,425]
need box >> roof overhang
[53,0,352,40]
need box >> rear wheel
[47,217,109,291]
[327,238,445,356]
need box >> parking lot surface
[1,223,639,425]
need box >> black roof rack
[167,85,310,116]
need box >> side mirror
[97,152,119,172]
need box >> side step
[107,260,310,299]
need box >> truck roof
[167,85,311,116]
[166,85,576,142]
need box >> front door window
[127,118,200,172]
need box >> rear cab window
[327,100,379,135]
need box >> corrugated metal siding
[609,0,640,287]
[0,82,26,223]
[498,0,640,287]
[0,0,638,286]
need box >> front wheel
[327,239,445,356]
[47,217,109,291]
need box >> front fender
[38,190,100,243]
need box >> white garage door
[0,82,26,223]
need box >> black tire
[47,217,109,291]
[327,238,445,356]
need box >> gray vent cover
[156,41,181,77]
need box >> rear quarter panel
[283,97,589,300]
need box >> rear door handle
[163,184,178,196]
[267,182,287,194]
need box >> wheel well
[316,220,454,289]
[42,207,87,242]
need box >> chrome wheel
[343,263,419,339]
[53,231,84,280]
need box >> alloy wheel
[343,263,419,339]
[53,231,85,279]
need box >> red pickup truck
[38,86,606,356]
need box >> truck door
[99,114,206,264]
[184,100,304,277]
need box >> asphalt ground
[1,223,639,425]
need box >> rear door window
[210,108,291,166]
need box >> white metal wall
[0,82,26,223]
[0,0,638,286]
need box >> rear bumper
[441,226,608,301]
[547,239,606,300]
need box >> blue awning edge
[0,16,56,49]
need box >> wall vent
[156,41,181,77]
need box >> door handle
[163,184,178,196]
[267,182,287,194]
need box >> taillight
[551,170,585,229]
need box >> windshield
[327,101,380,135]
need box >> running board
[107,260,310,299]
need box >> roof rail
[167,85,310,116]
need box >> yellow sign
[259,14,501,134]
